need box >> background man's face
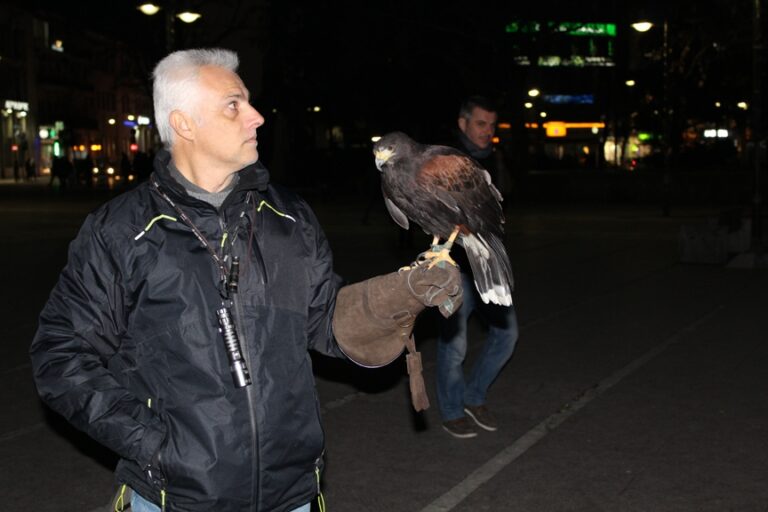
[458,106,498,149]
[191,65,265,170]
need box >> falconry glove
[333,260,463,411]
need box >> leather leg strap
[404,334,429,411]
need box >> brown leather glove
[332,260,463,411]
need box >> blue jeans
[131,490,311,512]
[436,272,519,421]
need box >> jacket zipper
[222,213,261,511]
[233,291,259,510]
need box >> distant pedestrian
[49,156,72,191]
[25,157,36,181]
[76,152,94,188]
[132,151,152,182]
[120,152,132,179]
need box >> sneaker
[464,405,498,431]
[442,416,478,439]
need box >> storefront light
[39,128,50,139]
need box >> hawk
[373,131,513,306]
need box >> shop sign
[4,100,29,111]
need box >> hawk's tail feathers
[460,232,514,306]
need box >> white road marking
[418,305,722,512]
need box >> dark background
[1,0,766,222]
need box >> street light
[138,2,202,51]
[631,21,653,33]
[138,3,161,15]
[632,16,671,215]
[176,11,201,23]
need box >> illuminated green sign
[506,21,617,37]
[537,55,615,67]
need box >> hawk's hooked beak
[374,148,394,171]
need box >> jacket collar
[152,148,271,202]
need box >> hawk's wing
[414,148,503,235]
[384,196,409,230]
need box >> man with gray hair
[30,48,462,512]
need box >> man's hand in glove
[405,261,464,319]
[332,260,463,411]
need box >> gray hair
[152,48,240,146]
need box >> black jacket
[30,150,344,511]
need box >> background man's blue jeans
[436,272,518,421]
[131,490,311,512]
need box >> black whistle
[227,256,240,294]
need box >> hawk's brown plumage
[373,132,513,305]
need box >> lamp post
[632,17,671,216]
[748,0,764,255]
[138,3,202,52]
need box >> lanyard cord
[150,178,251,292]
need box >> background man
[436,96,519,439]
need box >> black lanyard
[151,177,250,297]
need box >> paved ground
[1,183,767,511]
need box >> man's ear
[457,116,467,134]
[169,110,195,142]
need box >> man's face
[190,65,265,170]
[458,106,498,149]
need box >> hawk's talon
[404,241,457,271]
[426,251,457,269]
[419,246,458,269]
